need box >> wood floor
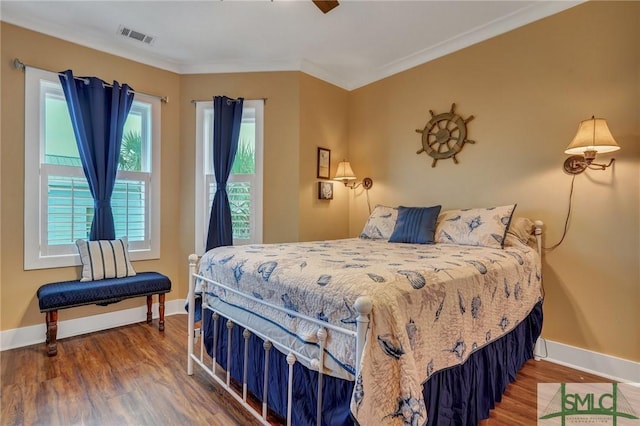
[1,315,610,425]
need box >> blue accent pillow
[389,205,442,244]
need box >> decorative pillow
[76,237,136,282]
[435,205,516,249]
[389,205,442,244]
[504,216,535,247]
[359,205,398,240]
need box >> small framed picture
[317,147,331,179]
[318,182,333,200]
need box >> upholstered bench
[37,272,171,356]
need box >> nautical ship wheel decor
[416,103,475,167]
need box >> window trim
[24,67,161,270]
[194,99,263,254]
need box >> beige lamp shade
[565,116,620,155]
[334,161,357,182]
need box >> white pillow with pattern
[435,205,516,249]
[359,205,398,240]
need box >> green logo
[539,383,640,425]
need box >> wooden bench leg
[146,295,153,324]
[46,310,58,357]
[159,293,165,332]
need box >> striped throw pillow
[388,205,442,244]
[76,238,137,281]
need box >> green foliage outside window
[231,138,255,175]
[119,130,142,171]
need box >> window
[24,67,161,269]
[195,100,263,253]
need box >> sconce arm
[563,155,616,175]
[343,177,373,190]
[587,158,615,171]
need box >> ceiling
[1,0,581,90]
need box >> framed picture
[317,147,331,179]
[318,182,333,200]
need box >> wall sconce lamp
[563,116,620,174]
[333,161,373,190]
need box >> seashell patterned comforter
[196,238,542,425]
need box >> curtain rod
[13,58,169,104]
[191,98,267,104]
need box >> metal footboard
[187,254,372,426]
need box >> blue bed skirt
[203,301,543,425]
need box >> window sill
[24,248,160,271]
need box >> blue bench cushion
[38,272,171,312]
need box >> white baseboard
[535,337,640,383]
[0,299,185,352]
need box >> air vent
[117,25,155,45]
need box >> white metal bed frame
[187,254,372,426]
[187,221,543,426]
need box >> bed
[187,205,544,425]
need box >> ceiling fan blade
[312,0,339,14]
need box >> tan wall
[298,74,350,242]
[0,23,182,331]
[178,71,304,279]
[348,2,639,361]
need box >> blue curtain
[206,96,244,251]
[59,70,134,241]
